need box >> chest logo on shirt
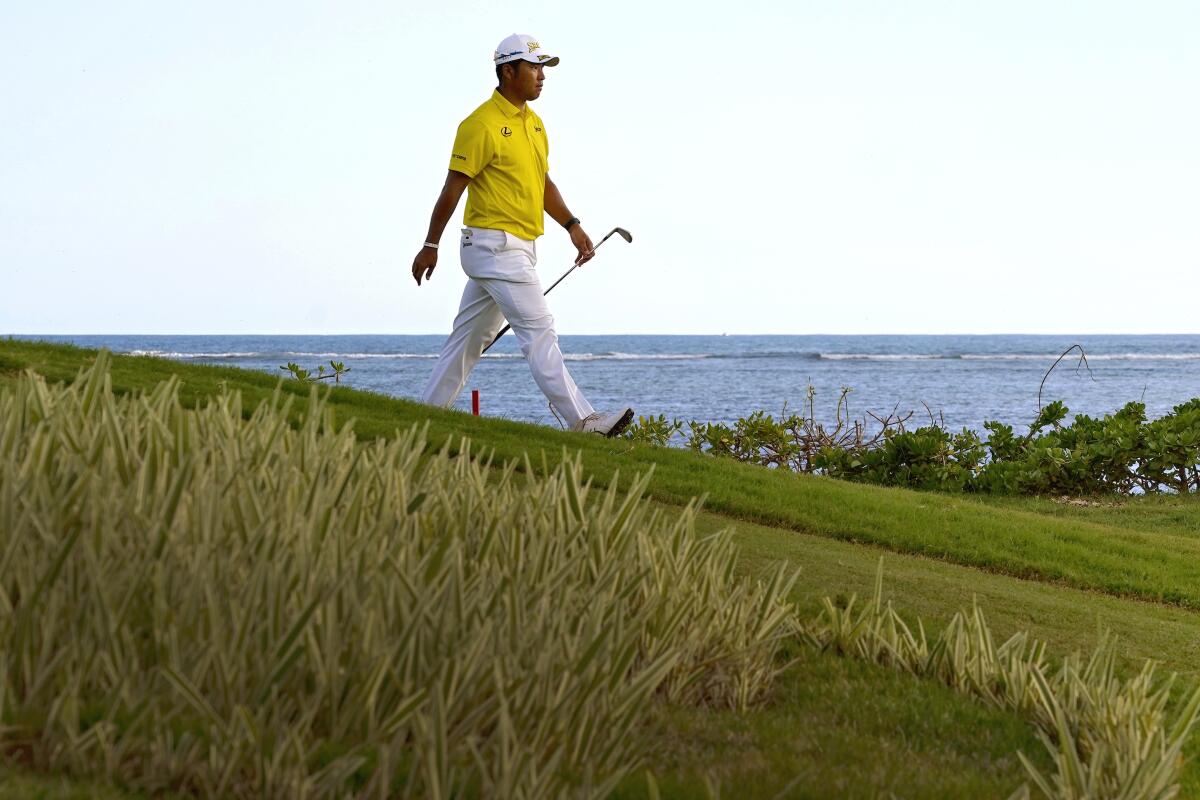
[501,126,512,137]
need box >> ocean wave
[285,352,439,359]
[821,352,1200,362]
[275,350,816,363]
[820,353,943,361]
[478,352,713,361]
[562,352,712,361]
[128,350,260,359]
[285,351,711,362]
[961,353,1200,361]
[126,349,1200,364]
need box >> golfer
[411,34,633,437]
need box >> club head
[592,226,633,253]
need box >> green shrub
[626,389,1200,496]
[622,414,683,447]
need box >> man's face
[507,60,545,101]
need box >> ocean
[16,334,1200,434]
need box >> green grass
[615,648,1046,799]
[0,767,160,799]
[977,492,1200,537]
[701,511,1200,674]
[0,654,1047,800]
[4,337,1200,609]
[691,512,1200,796]
[5,337,1200,797]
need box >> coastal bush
[0,353,796,799]
[280,359,350,383]
[626,392,1200,496]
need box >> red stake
[471,390,480,416]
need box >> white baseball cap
[493,33,560,68]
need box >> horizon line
[8,332,1200,338]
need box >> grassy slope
[687,512,1200,797]
[617,648,1044,799]
[978,493,1200,537]
[4,338,1200,610]
[2,648,1047,800]
[5,338,1200,797]
[701,511,1200,676]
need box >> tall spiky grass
[0,353,796,799]
[809,564,1200,799]
[6,353,1198,799]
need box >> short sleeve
[448,119,493,177]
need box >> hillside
[3,337,1200,799]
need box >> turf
[977,492,1200,538]
[0,652,1047,800]
[4,337,1200,609]
[614,648,1046,799]
[695,510,1200,677]
[5,338,1200,797]
[0,767,163,799]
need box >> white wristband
[423,241,438,250]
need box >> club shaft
[481,230,621,354]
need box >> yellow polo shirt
[448,90,550,241]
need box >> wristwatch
[563,217,580,231]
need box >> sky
[2,1,1198,335]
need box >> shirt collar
[490,89,525,118]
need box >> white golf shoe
[573,407,634,438]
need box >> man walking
[411,34,633,437]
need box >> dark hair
[495,59,523,87]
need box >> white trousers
[420,227,595,426]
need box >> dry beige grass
[0,353,795,798]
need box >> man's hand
[413,171,471,286]
[570,225,595,266]
[412,246,437,286]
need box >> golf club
[482,226,632,353]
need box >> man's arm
[412,170,472,286]
[544,174,595,266]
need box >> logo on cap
[527,41,540,52]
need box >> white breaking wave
[821,352,1200,362]
[128,350,260,359]
[961,353,1200,361]
[285,351,708,361]
[285,352,438,359]
[126,349,1200,364]
[561,352,710,361]
[820,353,943,361]
[479,352,710,361]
